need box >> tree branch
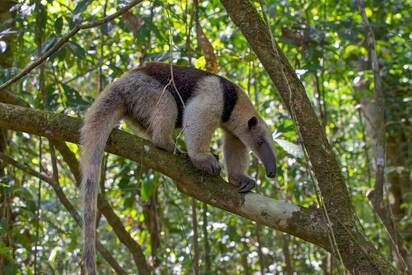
[0,152,127,275]
[0,94,151,273]
[0,0,144,92]
[0,102,329,249]
[0,89,82,185]
[219,0,397,273]
[97,195,151,274]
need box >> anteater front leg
[223,130,256,192]
[183,100,221,176]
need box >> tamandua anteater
[80,62,276,274]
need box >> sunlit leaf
[73,0,92,15]
[274,138,304,158]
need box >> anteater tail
[80,88,124,274]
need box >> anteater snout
[266,169,276,178]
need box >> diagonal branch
[0,152,127,275]
[219,0,397,273]
[0,89,82,185]
[0,91,149,273]
[0,102,329,249]
[0,0,144,91]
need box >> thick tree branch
[0,102,329,249]
[0,152,127,275]
[0,0,144,91]
[219,0,397,274]
[0,89,82,184]
[0,93,151,273]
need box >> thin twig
[0,0,144,92]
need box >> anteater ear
[248,116,258,130]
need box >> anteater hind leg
[124,117,150,140]
[149,91,178,153]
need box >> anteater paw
[229,175,256,193]
[190,153,221,176]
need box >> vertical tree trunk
[142,191,161,265]
[202,203,211,273]
[358,2,410,273]
[282,235,293,275]
[0,0,15,272]
[255,223,265,274]
[219,0,398,273]
[191,198,200,275]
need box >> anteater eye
[256,138,264,146]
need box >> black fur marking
[136,63,238,127]
[138,63,211,127]
[220,78,238,123]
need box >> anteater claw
[229,175,256,193]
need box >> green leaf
[45,84,60,111]
[140,178,157,201]
[54,17,63,35]
[118,177,133,191]
[4,263,18,275]
[48,247,59,264]
[36,4,48,31]
[73,0,93,15]
[274,138,304,158]
[61,83,90,112]
[0,246,12,257]
[67,41,86,59]
[15,232,33,249]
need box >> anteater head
[242,115,277,178]
[224,89,277,178]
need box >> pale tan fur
[222,90,259,136]
[81,67,275,274]
[183,76,224,175]
[223,130,253,186]
[120,71,178,151]
[222,89,263,189]
[80,87,125,275]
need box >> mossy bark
[0,102,329,249]
[220,0,397,273]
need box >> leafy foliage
[0,0,410,274]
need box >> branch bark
[219,0,397,274]
[97,195,150,274]
[0,102,329,250]
[0,94,150,273]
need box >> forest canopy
[0,0,411,274]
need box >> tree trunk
[219,0,398,273]
[0,0,15,272]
